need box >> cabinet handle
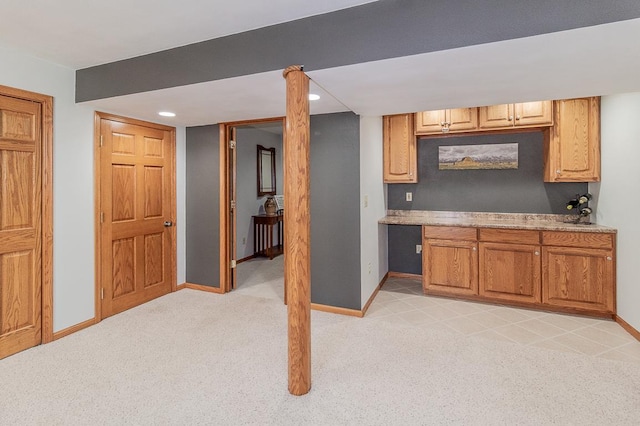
[516,115,521,120]
[534,251,540,256]
[440,122,445,126]
[606,256,612,261]
[508,115,513,121]
[556,170,561,174]
[472,247,477,251]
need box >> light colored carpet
[1,285,639,424]
[235,256,284,302]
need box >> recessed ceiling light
[308,94,320,101]
[158,111,176,117]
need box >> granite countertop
[379,210,616,233]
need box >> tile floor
[367,276,640,363]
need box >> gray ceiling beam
[76,0,640,102]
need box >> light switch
[406,192,413,202]
[416,244,422,254]
[364,195,368,208]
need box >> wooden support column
[283,65,311,396]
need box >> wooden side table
[253,214,283,259]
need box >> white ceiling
[1,1,640,127]
[0,0,376,68]
[309,18,640,116]
[86,71,350,126]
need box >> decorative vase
[264,196,277,216]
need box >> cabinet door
[383,114,417,183]
[415,110,446,134]
[479,242,541,303]
[542,246,614,313]
[423,239,478,296]
[478,104,514,129]
[447,108,478,132]
[514,101,553,127]
[544,97,600,182]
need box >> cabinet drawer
[479,228,540,245]
[423,226,477,241]
[541,231,613,249]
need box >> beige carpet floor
[1,271,639,424]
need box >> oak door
[0,94,42,358]
[99,117,175,318]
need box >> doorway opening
[219,118,285,302]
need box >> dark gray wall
[388,226,423,275]
[186,125,220,287]
[310,112,361,310]
[184,113,361,308]
[389,131,587,213]
[235,127,283,259]
[388,131,588,275]
[76,0,640,101]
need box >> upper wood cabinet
[544,97,600,182]
[383,114,417,183]
[479,101,553,130]
[415,108,478,135]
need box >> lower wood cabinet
[478,229,542,304]
[479,242,541,304]
[421,225,616,317]
[422,226,478,296]
[541,231,615,314]
[423,238,478,296]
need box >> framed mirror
[257,145,276,196]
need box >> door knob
[164,221,173,227]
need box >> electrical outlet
[364,195,368,208]
[416,244,422,254]
[368,262,371,275]
[242,237,246,245]
[406,192,413,202]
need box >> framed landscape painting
[438,143,518,170]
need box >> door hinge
[231,260,237,269]
[101,288,104,300]
[100,135,103,147]
[100,212,104,224]
[229,140,236,149]
[230,200,236,211]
